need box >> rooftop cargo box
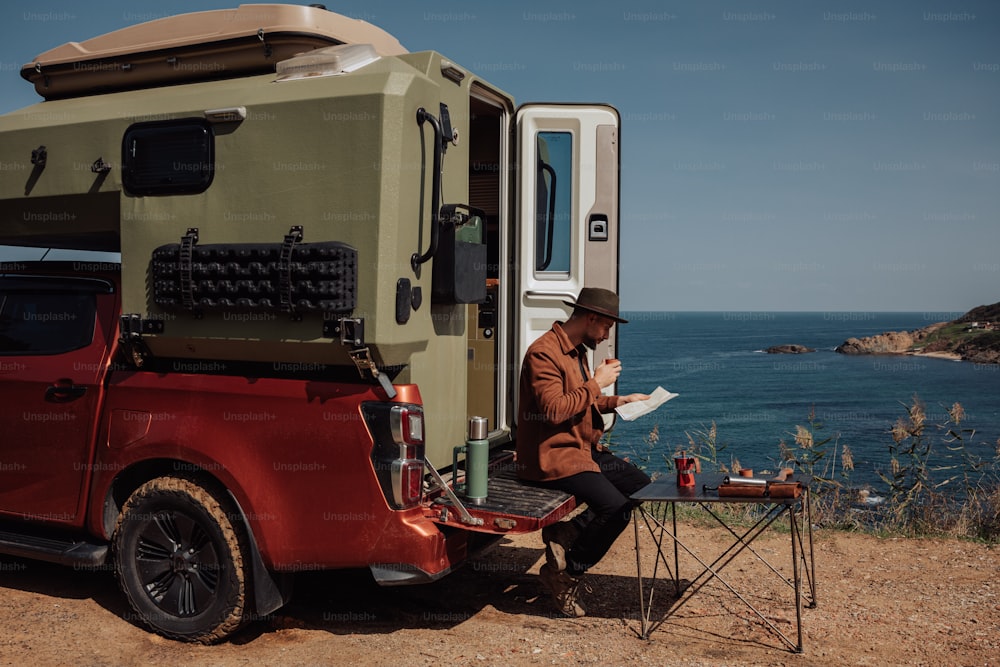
[20,4,406,100]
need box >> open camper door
[514,104,621,407]
[517,104,619,362]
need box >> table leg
[634,507,649,639]
[791,504,804,653]
[805,488,817,607]
[671,501,680,594]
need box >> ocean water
[611,312,1000,492]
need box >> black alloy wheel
[113,476,249,643]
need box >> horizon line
[618,308,980,314]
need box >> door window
[0,292,96,355]
[534,131,573,273]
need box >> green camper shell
[0,4,511,466]
[0,4,492,371]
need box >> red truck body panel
[0,276,117,522]
[0,265,467,579]
[90,372,430,570]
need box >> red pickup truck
[0,261,574,642]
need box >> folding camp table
[631,473,817,653]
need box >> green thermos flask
[453,416,489,505]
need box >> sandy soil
[1,518,997,667]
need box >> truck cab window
[0,291,96,355]
[534,131,573,273]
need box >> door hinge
[119,314,159,367]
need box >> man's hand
[593,358,622,389]
[615,393,650,407]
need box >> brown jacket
[516,322,618,481]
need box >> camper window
[121,118,215,196]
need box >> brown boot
[539,562,586,617]
[541,520,580,572]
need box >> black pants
[536,449,651,576]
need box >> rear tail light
[362,402,427,509]
[392,458,425,507]
[391,405,424,448]
[390,405,425,508]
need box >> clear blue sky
[2,1,998,312]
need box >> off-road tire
[113,476,249,643]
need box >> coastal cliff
[835,302,1000,364]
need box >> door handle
[45,383,87,403]
[524,289,578,301]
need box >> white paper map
[614,386,679,421]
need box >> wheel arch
[102,458,292,617]
[99,458,229,538]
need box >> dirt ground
[1,517,997,667]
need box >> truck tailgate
[426,454,576,535]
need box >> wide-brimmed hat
[563,287,628,324]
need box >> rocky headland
[835,302,1000,364]
[836,322,947,355]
